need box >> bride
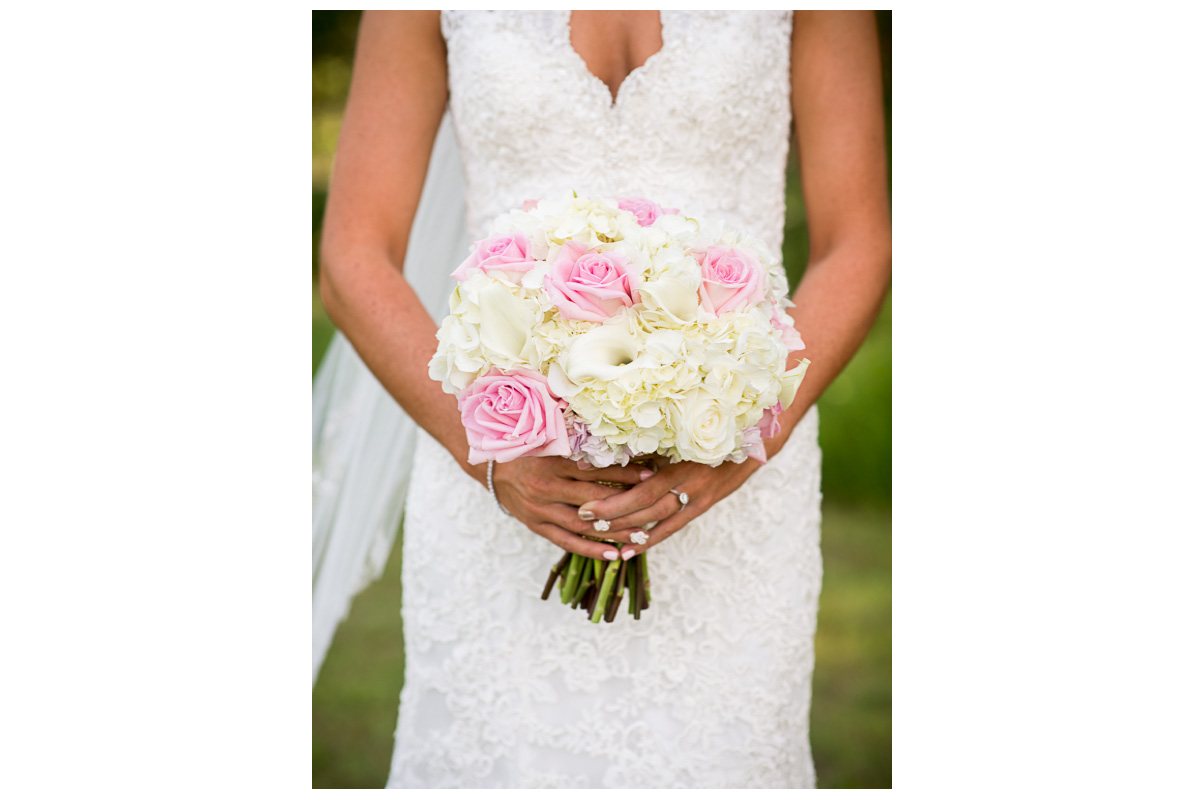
[313,10,890,789]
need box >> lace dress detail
[388,11,822,789]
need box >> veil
[312,111,469,684]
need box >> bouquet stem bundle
[540,550,651,623]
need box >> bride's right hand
[491,458,651,561]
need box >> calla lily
[639,275,700,325]
[478,282,535,364]
[778,358,811,410]
[563,324,644,384]
[545,361,577,399]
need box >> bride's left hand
[576,456,761,557]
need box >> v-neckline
[561,10,667,111]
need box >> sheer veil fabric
[314,11,824,788]
[311,112,468,684]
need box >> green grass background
[312,10,891,789]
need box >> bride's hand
[491,458,653,561]
[575,457,762,557]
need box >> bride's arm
[762,9,892,455]
[320,11,463,477]
[579,10,892,547]
[320,11,646,560]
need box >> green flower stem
[634,555,645,617]
[633,555,644,619]
[627,555,636,615]
[590,559,621,624]
[586,580,600,618]
[570,578,594,609]
[641,553,652,608]
[580,557,604,617]
[542,551,572,601]
[606,558,629,623]
[561,553,584,605]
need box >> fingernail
[621,548,637,560]
[639,469,653,481]
[578,508,596,522]
[603,550,619,561]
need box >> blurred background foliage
[312,10,891,790]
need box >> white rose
[669,386,739,465]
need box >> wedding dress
[314,10,823,789]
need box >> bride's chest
[441,10,793,152]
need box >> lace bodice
[387,12,822,789]
[442,10,793,252]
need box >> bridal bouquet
[429,194,809,622]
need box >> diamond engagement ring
[593,519,611,533]
[630,531,649,545]
[668,488,689,507]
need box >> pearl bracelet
[487,460,513,517]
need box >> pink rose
[459,368,571,465]
[617,197,679,227]
[697,245,767,315]
[451,232,539,282]
[771,308,806,352]
[521,198,540,212]
[544,241,641,322]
